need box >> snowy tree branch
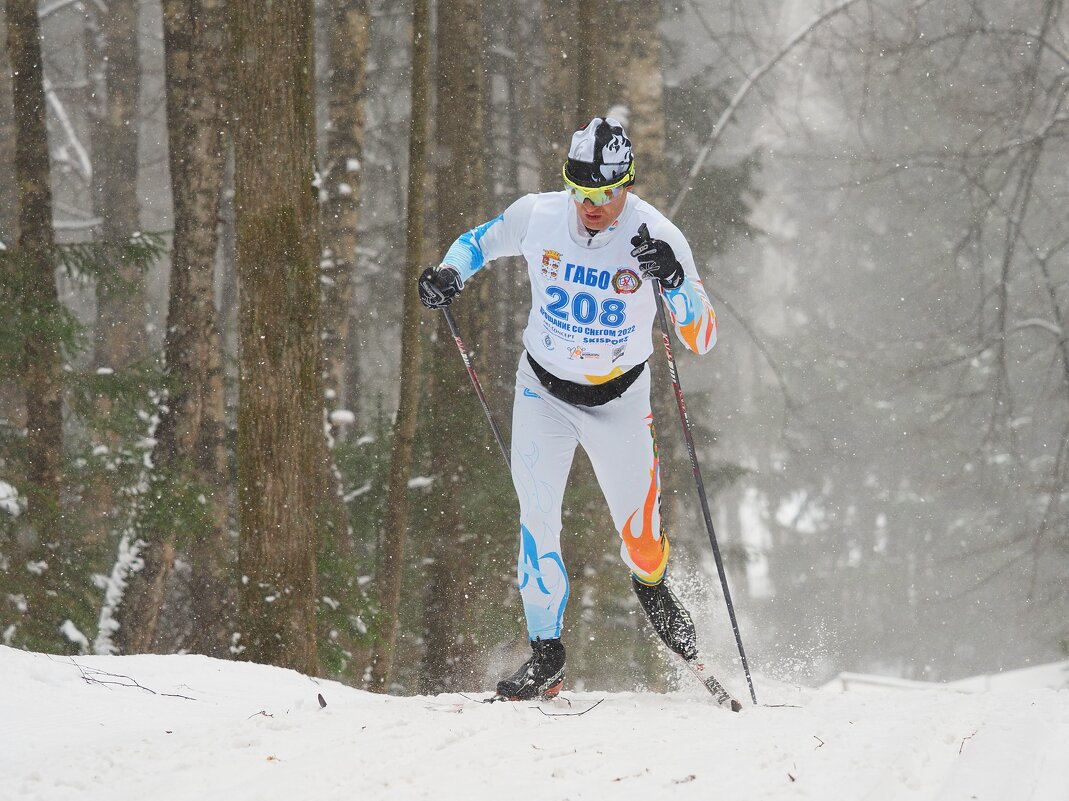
[43,77,92,181]
[668,0,867,220]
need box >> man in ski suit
[418,117,717,700]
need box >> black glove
[630,223,684,290]
[417,265,463,309]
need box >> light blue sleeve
[441,194,537,284]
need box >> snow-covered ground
[3,645,1067,801]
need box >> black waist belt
[526,353,646,407]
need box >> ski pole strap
[526,353,646,407]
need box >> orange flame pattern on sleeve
[678,311,716,354]
[669,278,717,355]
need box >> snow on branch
[39,0,106,20]
[93,528,145,656]
[43,77,92,181]
[1011,318,1063,339]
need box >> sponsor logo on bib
[567,346,599,361]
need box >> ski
[487,676,563,704]
[482,659,741,711]
[681,653,743,711]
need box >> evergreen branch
[54,232,169,286]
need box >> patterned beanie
[564,117,634,188]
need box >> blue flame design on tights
[517,524,569,640]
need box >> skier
[418,117,718,700]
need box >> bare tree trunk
[418,0,488,693]
[219,150,239,416]
[367,0,430,692]
[168,0,231,657]
[0,3,15,244]
[90,0,146,369]
[580,0,677,493]
[538,0,580,185]
[8,0,63,530]
[118,0,231,656]
[232,0,323,675]
[321,0,369,443]
[578,2,666,203]
[70,0,146,562]
[313,0,368,577]
[619,3,666,205]
[561,2,674,689]
[0,4,23,428]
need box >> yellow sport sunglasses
[562,160,635,206]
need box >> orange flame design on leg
[621,454,669,582]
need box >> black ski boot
[632,575,698,660]
[496,637,566,700]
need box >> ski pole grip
[637,222,652,243]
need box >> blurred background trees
[0,0,1065,692]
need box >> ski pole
[642,226,758,705]
[441,306,511,468]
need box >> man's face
[574,187,630,231]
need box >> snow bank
[1,645,1067,801]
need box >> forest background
[1,0,1066,695]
